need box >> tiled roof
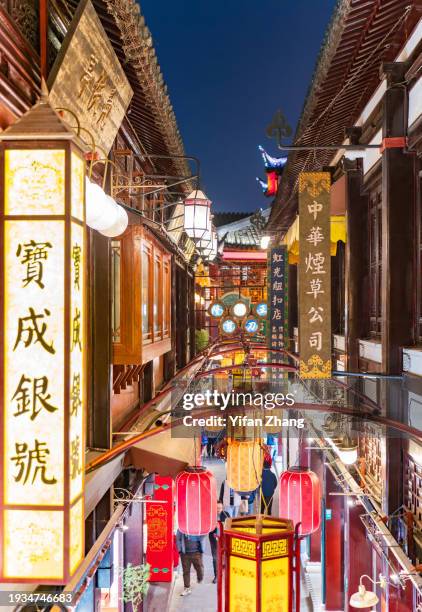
[216,209,270,248]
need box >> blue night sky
[141,1,337,213]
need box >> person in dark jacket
[260,458,278,514]
[209,501,230,583]
[176,529,206,596]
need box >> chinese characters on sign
[1,145,86,583]
[298,172,332,378]
[48,0,133,154]
[267,246,288,381]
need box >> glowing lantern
[183,189,212,241]
[279,468,321,535]
[227,440,263,492]
[0,93,86,582]
[219,515,295,612]
[176,466,217,535]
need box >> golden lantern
[226,440,263,492]
[218,515,295,612]
[0,92,87,583]
[227,407,263,441]
[264,408,285,434]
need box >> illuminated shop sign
[0,99,86,583]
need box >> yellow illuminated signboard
[0,100,87,583]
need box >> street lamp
[183,189,212,241]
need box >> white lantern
[85,178,119,231]
[336,435,358,466]
[99,202,129,237]
[184,189,211,240]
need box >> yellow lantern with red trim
[0,93,87,583]
[218,515,295,612]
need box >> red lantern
[279,467,321,535]
[176,466,217,535]
[266,170,278,196]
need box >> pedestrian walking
[260,457,278,514]
[176,529,206,597]
[209,501,230,583]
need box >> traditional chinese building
[0,0,199,608]
[266,1,422,609]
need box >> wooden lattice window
[358,424,382,504]
[404,454,422,528]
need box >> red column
[346,504,372,611]
[325,468,344,610]
[309,450,324,563]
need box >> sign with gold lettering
[48,0,133,154]
[146,476,174,582]
[0,97,86,583]
[298,172,331,378]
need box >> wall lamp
[350,574,386,608]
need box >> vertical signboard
[146,475,175,582]
[0,105,86,583]
[267,246,288,382]
[298,172,331,378]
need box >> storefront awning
[284,215,346,264]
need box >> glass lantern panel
[5,150,65,216]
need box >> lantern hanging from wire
[226,440,263,492]
[176,466,217,535]
[183,189,212,241]
[279,467,321,535]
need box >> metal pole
[277,143,381,152]
[294,524,301,611]
[217,521,224,612]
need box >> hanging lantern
[279,467,321,536]
[176,466,217,535]
[266,170,279,196]
[227,440,263,492]
[219,515,295,612]
[183,189,212,241]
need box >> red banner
[146,475,174,582]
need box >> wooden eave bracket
[380,136,408,153]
